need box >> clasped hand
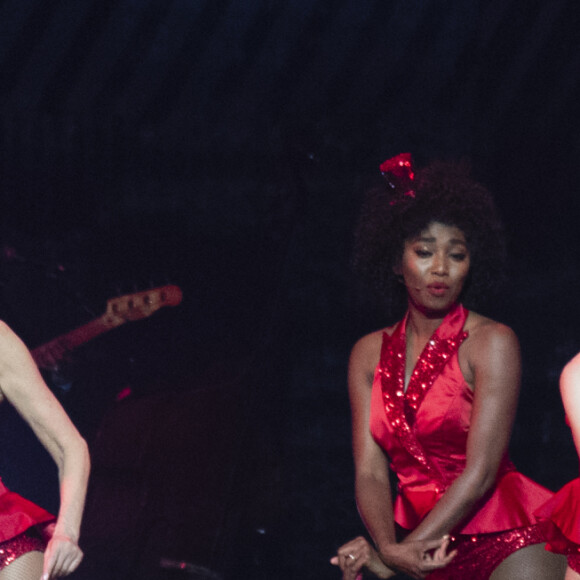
[330,535,456,580]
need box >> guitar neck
[31,315,121,364]
[30,284,182,368]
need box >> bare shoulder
[456,311,521,392]
[560,352,580,393]
[460,312,520,383]
[352,328,385,353]
[464,311,519,351]
[350,322,398,364]
[349,326,392,387]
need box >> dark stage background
[0,1,579,578]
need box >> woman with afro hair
[331,154,566,579]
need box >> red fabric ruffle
[395,465,554,535]
[536,477,580,546]
[0,479,54,543]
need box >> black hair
[352,159,506,311]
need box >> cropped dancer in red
[0,322,90,579]
[537,354,580,579]
[330,154,566,579]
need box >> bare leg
[490,543,567,580]
[566,566,580,580]
[0,551,43,580]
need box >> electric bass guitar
[31,285,183,369]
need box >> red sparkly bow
[380,153,415,202]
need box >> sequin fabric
[426,523,546,579]
[379,304,467,474]
[569,554,580,573]
[379,152,416,204]
[0,529,44,570]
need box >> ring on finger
[347,554,356,561]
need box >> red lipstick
[427,283,449,297]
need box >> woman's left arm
[0,321,90,579]
[404,321,521,541]
[560,353,580,455]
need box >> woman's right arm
[348,334,397,549]
[330,333,397,579]
[333,334,454,579]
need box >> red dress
[0,478,54,569]
[369,304,554,577]
[536,420,580,572]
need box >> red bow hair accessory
[379,153,415,203]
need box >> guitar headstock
[105,285,183,324]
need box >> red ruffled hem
[395,471,554,534]
[0,480,54,544]
[536,478,580,545]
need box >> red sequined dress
[369,304,554,576]
[0,478,54,568]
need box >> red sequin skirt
[426,523,547,580]
[570,555,580,573]
[0,528,45,570]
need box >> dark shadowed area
[0,1,579,578]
